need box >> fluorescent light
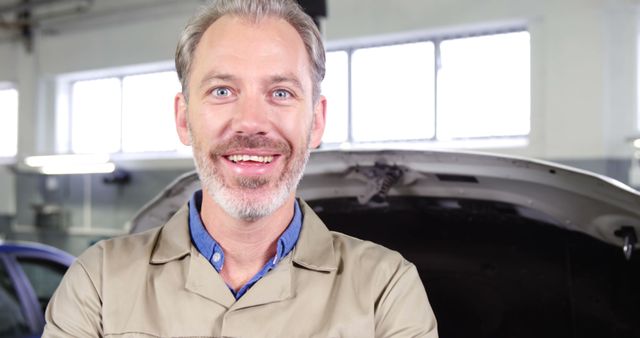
[25,154,110,167]
[633,139,640,149]
[24,154,115,175]
[40,163,116,175]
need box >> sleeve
[374,260,439,338]
[43,256,103,338]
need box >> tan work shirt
[44,201,438,337]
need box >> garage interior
[0,0,639,337]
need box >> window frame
[55,27,531,156]
[322,26,530,149]
[55,61,189,157]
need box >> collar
[150,199,337,273]
[291,200,337,272]
[187,190,302,271]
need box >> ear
[309,95,327,149]
[175,92,191,146]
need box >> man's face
[175,15,326,221]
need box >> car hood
[128,149,640,251]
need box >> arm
[43,257,103,337]
[374,261,438,338]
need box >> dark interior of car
[309,196,640,338]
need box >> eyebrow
[268,73,305,94]
[198,71,237,90]
[197,71,306,94]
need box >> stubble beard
[190,128,311,222]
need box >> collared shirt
[188,190,302,299]
[44,200,438,337]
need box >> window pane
[71,78,122,153]
[0,260,30,336]
[321,51,349,143]
[122,71,182,152]
[17,258,68,315]
[437,31,531,139]
[351,42,435,142]
[0,89,18,157]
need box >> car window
[15,258,67,314]
[0,258,30,337]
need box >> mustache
[210,134,291,156]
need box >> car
[128,149,640,338]
[0,240,74,338]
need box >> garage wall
[1,0,637,158]
[0,0,638,247]
[326,0,639,160]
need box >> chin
[206,179,295,221]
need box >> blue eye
[213,87,231,97]
[272,89,291,99]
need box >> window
[321,30,530,146]
[68,71,184,154]
[16,258,68,314]
[437,32,530,139]
[351,42,435,142]
[0,259,30,336]
[321,51,350,143]
[0,88,18,157]
[122,72,183,152]
[71,78,121,153]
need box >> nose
[231,95,270,136]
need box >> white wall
[0,43,17,81]
[0,166,15,214]
[0,0,636,233]
[0,0,637,162]
[325,0,639,159]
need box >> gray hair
[175,0,326,102]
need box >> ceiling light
[40,163,116,175]
[24,154,116,175]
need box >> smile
[226,154,275,164]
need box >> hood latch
[614,226,637,261]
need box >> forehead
[190,15,311,85]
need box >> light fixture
[24,154,116,175]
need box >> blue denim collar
[188,190,302,298]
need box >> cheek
[273,107,314,140]
[279,119,311,148]
[190,107,228,137]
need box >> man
[44,0,438,337]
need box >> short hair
[175,0,326,102]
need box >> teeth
[228,155,274,163]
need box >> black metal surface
[308,196,640,338]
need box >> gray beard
[191,134,311,222]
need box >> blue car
[0,241,74,338]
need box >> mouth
[226,154,275,164]
[220,151,283,177]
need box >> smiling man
[44,1,438,337]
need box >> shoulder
[77,204,191,275]
[330,230,404,262]
[328,232,437,336]
[330,230,410,275]
[75,226,163,279]
[79,226,162,263]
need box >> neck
[199,190,296,289]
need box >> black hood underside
[308,196,640,338]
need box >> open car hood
[127,149,640,337]
[128,149,640,253]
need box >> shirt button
[212,252,221,262]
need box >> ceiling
[0,0,201,42]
